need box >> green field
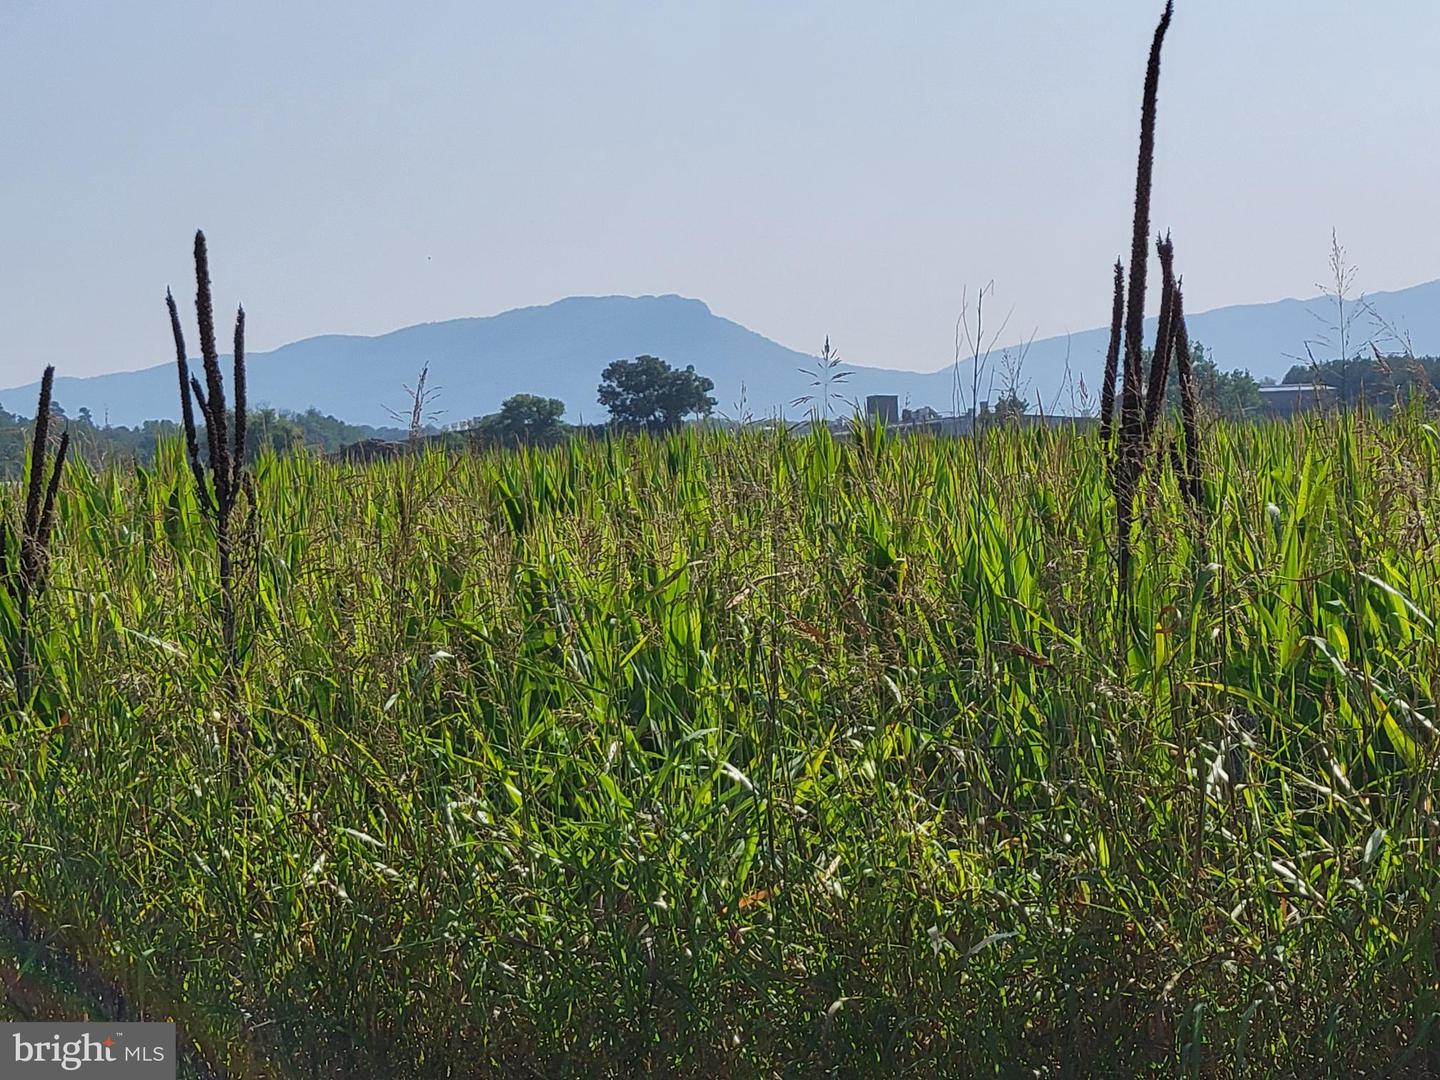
[3,415,1439,1076]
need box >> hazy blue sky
[1,1,1436,386]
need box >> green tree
[1282,353,1440,408]
[598,355,715,432]
[992,391,1029,422]
[1165,340,1260,420]
[474,394,568,447]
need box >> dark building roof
[1259,383,1335,394]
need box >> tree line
[461,355,717,448]
[1281,352,1440,408]
[10,339,1406,472]
[0,401,410,476]
[0,355,717,473]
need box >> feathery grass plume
[1098,259,1124,452]
[166,230,248,667]
[9,366,71,706]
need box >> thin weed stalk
[1107,1,1185,610]
[1172,288,1203,516]
[166,230,248,669]
[6,366,70,707]
[1099,259,1125,460]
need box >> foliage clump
[598,354,716,432]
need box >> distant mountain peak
[2,281,1437,428]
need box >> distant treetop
[597,355,716,432]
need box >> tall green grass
[3,414,1439,1075]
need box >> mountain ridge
[3,280,1438,428]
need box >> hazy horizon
[2,275,1436,392]
[3,1,1437,385]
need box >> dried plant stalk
[167,289,213,511]
[1102,3,1184,602]
[167,230,249,667]
[1118,0,1173,472]
[232,306,247,493]
[1098,259,1124,452]
[1141,236,1178,445]
[9,365,70,705]
[1172,287,1203,514]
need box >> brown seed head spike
[166,234,248,673]
[1119,1,1173,459]
[36,429,69,556]
[24,366,55,544]
[1172,284,1203,510]
[232,305,246,492]
[167,288,212,509]
[1099,259,1124,450]
[191,373,224,500]
[191,375,210,421]
[193,230,231,510]
[1142,234,1178,443]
